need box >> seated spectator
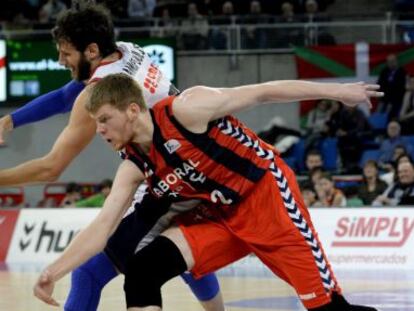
[241,0,269,49]
[376,54,407,120]
[299,150,324,187]
[378,120,413,171]
[357,160,388,205]
[128,0,156,18]
[399,75,414,135]
[59,182,81,207]
[304,99,333,151]
[209,1,235,49]
[372,160,414,206]
[38,0,67,23]
[314,172,346,207]
[314,172,347,207]
[153,7,178,38]
[328,105,372,173]
[302,0,334,45]
[75,179,113,208]
[380,152,412,186]
[180,2,209,50]
[301,184,317,207]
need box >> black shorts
[104,193,171,273]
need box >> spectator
[357,160,388,205]
[75,179,113,208]
[372,160,414,206]
[299,150,324,188]
[380,152,412,186]
[60,182,82,207]
[241,0,269,49]
[304,99,333,151]
[301,184,317,207]
[271,1,303,48]
[128,0,156,18]
[209,1,235,50]
[38,0,67,23]
[377,53,407,119]
[399,75,414,135]
[314,172,347,207]
[378,120,413,171]
[332,105,372,173]
[153,7,178,38]
[180,2,209,50]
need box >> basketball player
[0,5,223,311]
[33,73,382,310]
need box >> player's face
[93,104,134,151]
[57,41,91,81]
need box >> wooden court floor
[1,264,413,310]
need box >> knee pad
[64,252,117,311]
[180,272,220,301]
[124,236,187,308]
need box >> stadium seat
[368,112,388,131]
[359,149,381,168]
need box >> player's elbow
[38,156,66,182]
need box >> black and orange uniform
[124,96,341,309]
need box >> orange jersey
[124,96,278,206]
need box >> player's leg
[181,272,224,311]
[123,221,249,310]
[64,252,118,311]
[249,159,377,310]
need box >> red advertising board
[0,210,20,262]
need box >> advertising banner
[6,209,98,263]
[0,210,20,262]
[310,208,414,269]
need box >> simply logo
[164,139,181,154]
[332,216,414,247]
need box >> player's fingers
[365,84,381,90]
[366,90,384,98]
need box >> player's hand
[33,269,59,307]
[0,115,13,145]
[339,82,383,109]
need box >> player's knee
[124,236,187,308]
[181,272,220,301]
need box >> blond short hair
[86,73,146,114]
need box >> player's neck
[132,111,153,154]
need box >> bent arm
[0,85,95,186]
[44,160,144,282]
[174,81,383,131]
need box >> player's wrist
[0,114,14,131]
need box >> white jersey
[88,41,178,107]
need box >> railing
[2,14,414,53]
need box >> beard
[75,55,92,81]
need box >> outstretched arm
[174,81,383,132]
[0,84,95,186]
[33,159,144,306]
[0,80,84,144]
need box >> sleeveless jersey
[88,41,178,107]
[124,96,278,206]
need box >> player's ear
[126,102,141,119]
[84,43,100,60]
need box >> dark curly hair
[52,4,117,57]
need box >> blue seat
[283,156,297,170]
[359,149,381,168]
[321,138,338,171]
[368,112,388,131]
